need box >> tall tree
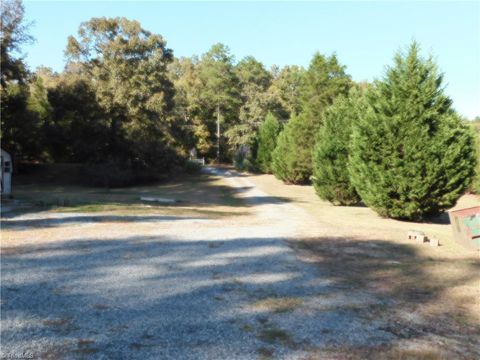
[301,53,352,122]
[271,113,313,184]
[0,0,38,161]
[349,42,477,220]
[1,83,42,160]
[196,43,240,160]
[65,17,178,170]
[225,56,272,151]
[268,65,305,120]
[168,56,204,153]
[256,112,281,173]
[312,90,365,205]
[273,53,352,183]
[44,69,109,163]
[0,0,32,86]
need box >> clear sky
[22,1,480,119]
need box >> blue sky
[22,1,480,118]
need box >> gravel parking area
[1,168,478,359]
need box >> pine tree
[257,112,281,173]
[349,42,477,220]
[271,113,314,184]
[300,53,352,122]
[273,52,353,182]
[471,120,480,193]
[312,91,365,205]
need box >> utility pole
[216,103,220,164]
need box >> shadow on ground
[2,171,295,221]
[1,234,479,359]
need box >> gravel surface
[1,168,395,359]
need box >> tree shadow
[2,170,296,220]
[1,234,478,359]
[0,214,212,231]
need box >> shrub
[83,163,164,188]
[271,113,315,184]
[233,145,257,172]
[184,159,203,174]
[312,92,364,205]
[349,43,477,220]
[471,120,480,194]
[256,112,281,173]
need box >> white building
[1,149,12,194]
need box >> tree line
[257,43,478,220]
[1,0,478,219]
[1,2,306,181]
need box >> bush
[233,146,257,172]
[312,92,364,205]
[271,113,315,184]
[83,163,164,188]
[184,159,203,174]
[471,121,480,194]
[349,43,477,220]
[256,112,281,173]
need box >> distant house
[1,149,12,195]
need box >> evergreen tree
[471,119,480,193]
[271,113,313,183]
[349,43,477,220]
[273,53,353,182]
[257,112,281,173]
[312,91,365,205]
[300,53,352,123]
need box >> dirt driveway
[1,167,479,359]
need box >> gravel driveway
[1,168,404,359]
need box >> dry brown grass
[252,296,303,313]
[249,173,480,359]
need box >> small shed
[448,206,480,250]
[1,148,13,194]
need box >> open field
[1,167,479,359]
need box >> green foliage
[233,149,257,172]
[65,17,179,171]
[197,44,241,160]
[271,52,353,183]
[268,65,305,120]
[45,71,109,163]
[168,57,204,153]
[0,0,32,87]
[300,52,352,123]
[256,112,281,173]
[184,159,203,174]
[349,43,477,220]
[0,0,38,161]
[226,56,272,151]
[470,120,480,194]
[1,82,42,160]
[271,113,314,184]
[312,92,364,205]
[82,163,164,188]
